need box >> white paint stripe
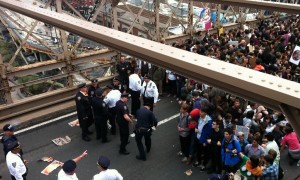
[129,113,179,137]
[14,112,77,135]
[2,110,178,137]
[157,114,180,126]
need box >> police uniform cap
[105,84,113,90]
[97,156,110,168]
[95,88,104,96]
[62,160,77,173]
[143,74,151,79]
[113,77,120,82]
[77,83,86,89]
[121,93,130,98]
[6,141,19,151]
[91,79,98,84]
[3,124,15,132]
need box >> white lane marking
[129,113,179,137]
[157,114,180,126]
[14,112,77,135]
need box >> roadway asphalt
[0,96,299,180]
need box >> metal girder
[0,9,54,54]
[69,0,107,55]
[6,49,116,78]
[56,0,69,57]
[1,62,114,91]
[194,0,300,14]
[1,0,300,133]
[0,55,13,104]
[280,104,300,139]
[126,0,147,34]
[187,1,194,35]
[111,0,119,30]
[153,0,160,41]
[0,75,114,121]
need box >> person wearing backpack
[178,103,191,163]
[222,127,242,173]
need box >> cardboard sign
[52,136,71,146]
[228,41,239,46]
[68,119,80,127]
[289,46,300,65]
[235,125,249,139]
[41,160,63,175]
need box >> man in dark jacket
[134,102,158,161]
[91,89,110,143]
[75,83,94,142]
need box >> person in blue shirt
[261,154,279,180]
[222,127,242,173]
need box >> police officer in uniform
[1,124,23,159]
[75,83,94,141]
[128,68,142,117]
[112,77,125,93]
[88,79,100,99]
[115,93,133,155]
[6,141,28,180]
[140,74,159,111]
[116,56,130,88]
[91,89,110,143]
[104,85,121,135]
[134,102,158,161]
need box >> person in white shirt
[165,70,176,97]
[6,141,27,180]
[128,68,142,117]
[104,85,121,135]
[57,150,88,180]
[93,156,123,180]
[140,74,158,111]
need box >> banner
[199,7,211,30]
[289,46,300,65]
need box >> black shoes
[82,136,91,142]
[136,155,146,161]
[119,150,130,155]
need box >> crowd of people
[167,15,300,180]
[1,13,300,180]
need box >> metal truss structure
[0,0,299,135]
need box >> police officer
[1,124,22,159]
[128,68,142,117]
[140,74,159,111]
[88,79,100,99]
[135,102,158,161]
[104,85,121,135]
[75,83,94,142]
[116,56,130,87]
[112,77,125,93]
[115,93,133,155]
[6,141,28,180]
[91,89,110,143]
